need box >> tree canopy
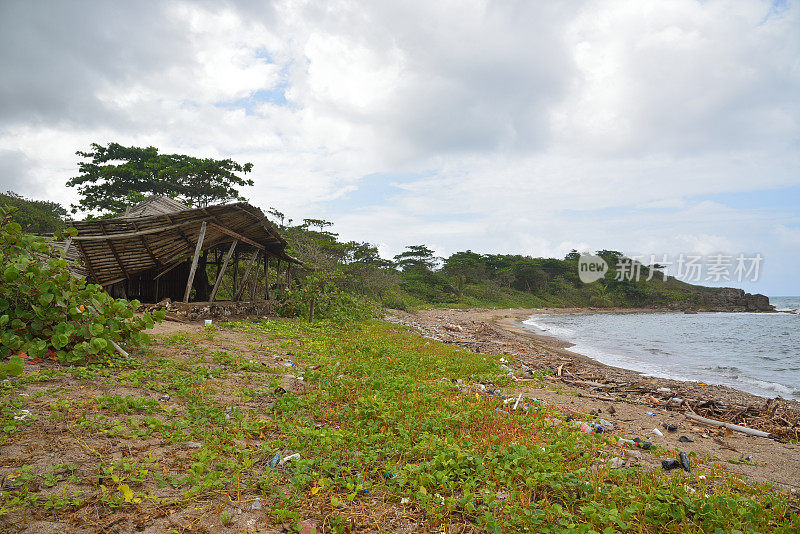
[0,191,67,233]
[393,245,438,272]
[66,142,254,215]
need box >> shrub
[277,272,376,322]
[0,205,163,366]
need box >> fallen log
[685,412,772,438]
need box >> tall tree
[394,245,438,272]
[66,142,254,215]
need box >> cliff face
[700,288,774,312]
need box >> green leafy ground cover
[0,318,797,532]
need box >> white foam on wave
[522,316,576,338]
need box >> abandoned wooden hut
[59,196,299,304]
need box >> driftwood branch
[685,412,772,438]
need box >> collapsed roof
[63,196,298,287]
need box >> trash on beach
[609,457,625,469]
[657,387,672,393]
[679,451,691,472]
[281,452,300,465]
[185,441,203,448]
[13,409,31,421]
[268,452,281,468]
[251,498,262,510]
[204,319,213,326]
[646,411,658,417]
[652,428,664,437]
[632,438,652,450]
[662,422,678,432]
[158,394,171,402]
[661,459,681,471]
[512,393,523,410]
[678,435,694,443]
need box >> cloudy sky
[1,0,798,294]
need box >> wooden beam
[130,220,161,266]
[210,240,237,303]
[74,241,100,284]
[183,222,207,302]
[71,219,205,241]
[207,222,265,250]
[235,252,259,302]
[154,258,187,280]
[98,221,130,279]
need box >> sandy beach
[385,307,800,490]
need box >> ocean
[521,296,800,400]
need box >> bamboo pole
[210,240,237,303]
[183,222,207,302]
[235,252,259,301]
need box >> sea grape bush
[0,205,163,367]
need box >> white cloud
[0,0,798,292]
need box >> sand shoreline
[384,306,800,489]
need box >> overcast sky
[1,0,798,294]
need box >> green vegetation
[0,318,796,532]
[0,205,163,366]
[0,191,67,234]
[278,217,714,311]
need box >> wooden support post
[235,251,259,301]
[183,222,207,303]
[249,252,260,301]
[209,240,237,303]
[276,259,282,290]
[264,254,269,300]
[233,249,239,295]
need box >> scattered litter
[657,387,672,393]
[268,452,281,468]
[281,453,301,465]
[282,361,295,368]
[646,412,658,417]
[401,497,410,504]
[669,397,683,405]
[678,435,694,443]
[251,498,262,510]
[662,422,678,432]
[618,437,652,449]
[13,409,31,421]
[310,365,321,370]
[679,452,691,472]
[609,457,624,469]
[661,459,681,471]
[159,394,171,402]
[652,428,664,437]
[204,319,213,326]
[512,394,523,410]
[185,441,202,448]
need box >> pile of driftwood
[544,365,799,441]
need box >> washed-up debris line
[384,311,800,441]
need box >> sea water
[522,296,800,399]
